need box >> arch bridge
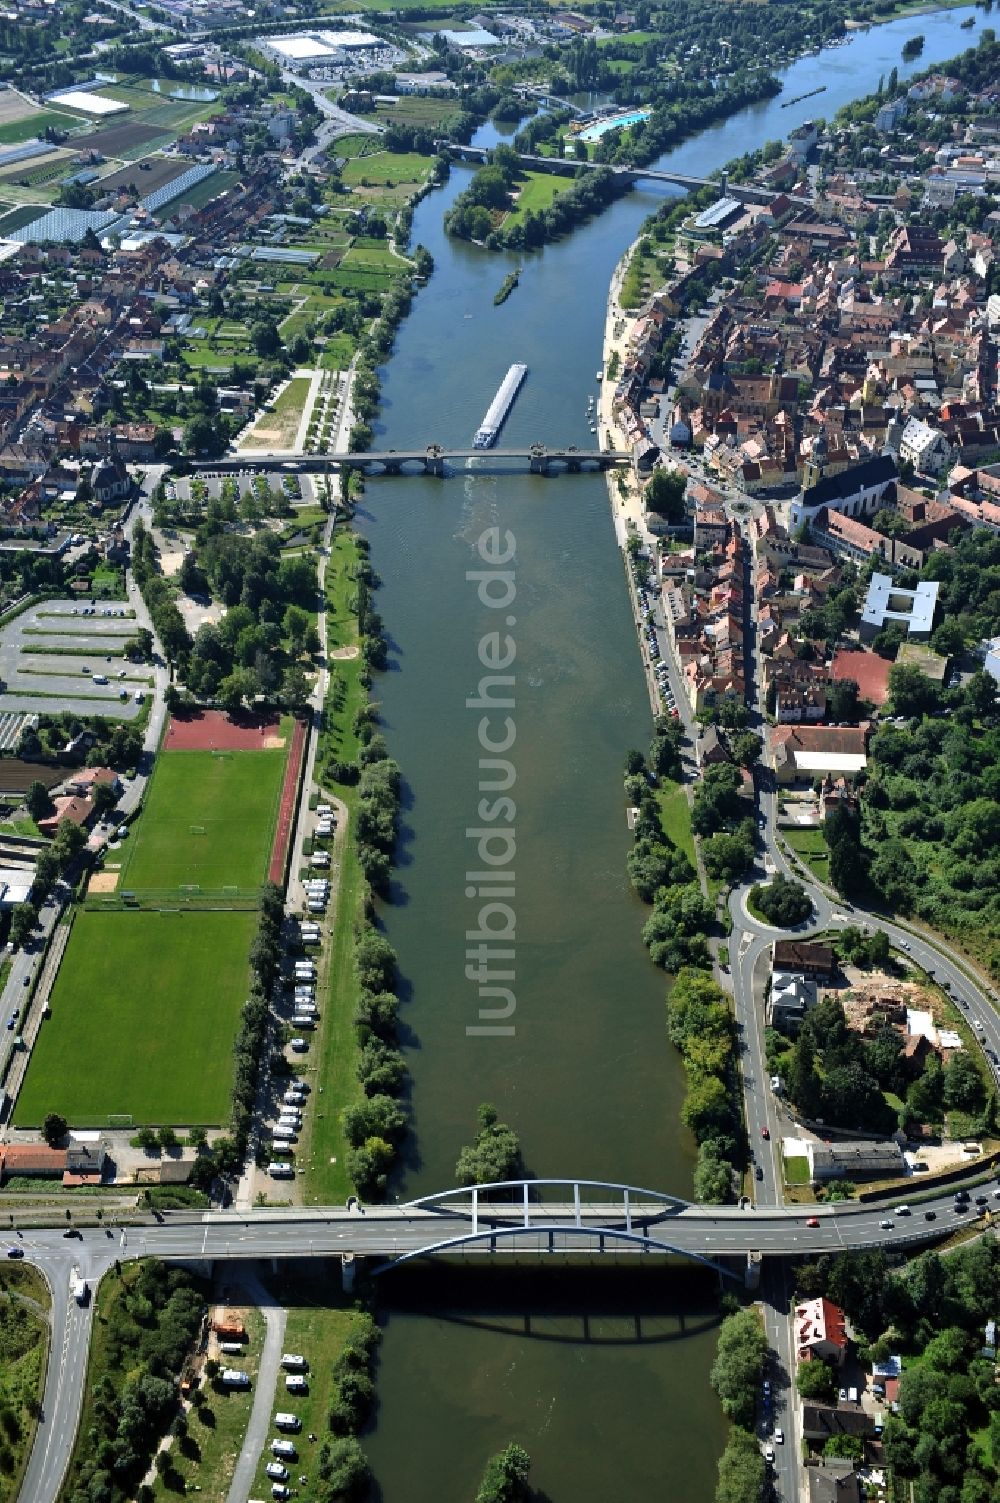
[373,1178,741,1280]
[192,447,630,479]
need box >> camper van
[273,1124,297,1142]
[268,1163,295,1180]
[274,1413,301,1432]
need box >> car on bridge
[805,1217,820,1228]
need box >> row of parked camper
[268,910,327,1178]
[314,803,335,841]
[304,877,330,914]
[237,1357,311,1500]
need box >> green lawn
[175,168,238,211]
[655,778,696,866]
[340,150,432,187]
[15,909,257,1127]
[118,748,287,895]
[783,825,830,880]
[0,110,77,144]
[783,1155,810,1185]
[251,1283,363,1497]
[503,170,572,228]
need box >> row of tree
[63,1262,204,1503]
[230,881,285,1163]
[668,970,742,1204]
[708,1308,767,1503]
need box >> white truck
[71,1270,89,1305]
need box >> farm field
[14,909,257,1127]
[96,154,189,196]
[0,206,43,234]
[174,168,238,210]
[117,746,288,895]
[373,94,461,129]
[72,120,173,157]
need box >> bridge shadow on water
[377,1265,725,1348]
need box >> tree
[889,663,941,718]
[715,1426,765,1503]
[250,319,281,359]
[25,780,52,822]
[9,902,37,950]
[644,467,687,522]
[93,781,119,818]
[797,1359,837,1401]
[709,1308,768,1427]
[943,1052,986,1114]
[42,1112,67,1146]
[475,1442,532,1503]
[456,1103,523,1186]
[729,731,762,768]
[750,875,812,927]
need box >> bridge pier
[426,445,445,477]
[529,446,549,475]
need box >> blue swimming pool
[578,108,652,142]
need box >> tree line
[63,1262,204,1503]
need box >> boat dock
[474,362,528,448]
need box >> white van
[285,1374,308,1392]
[134,689,144,704]
[272,1439,297,1458]
[274,1413,301,1432]
[269,1163,294,1179]
[273,1124,297,1141]
[281,1353,308,1370]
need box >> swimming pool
[578,108,652,142]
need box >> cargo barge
[473,362,528,448]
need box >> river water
[359,9,980,1498]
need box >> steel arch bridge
[374,1179,740,1280]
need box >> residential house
[795,1296,849,1365]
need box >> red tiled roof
[830,650,892,707]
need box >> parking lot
[0,599,154,720]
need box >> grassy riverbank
[298,524,366,1205]
[0,1263,48,1503]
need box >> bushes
[328,1313,379,1436]
[475,1442,533,1503]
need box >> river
[358,8,982,1498]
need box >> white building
[859,573,938,642]
[898,417,953,477]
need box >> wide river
[359,9,981,1498]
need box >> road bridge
[444,144,811,206]
[192,445,630,478]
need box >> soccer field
[119,749,287,894]
[14,910,257,1127]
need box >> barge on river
[473,362,528,448]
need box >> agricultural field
[96,154,190,196]
[174,168,239,211]
[72,120,174,157]
[373,93,462,129]
[0,206,43,235]
[14,909,257,1127]
[116,746,288,895]
[340,149,433,189]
